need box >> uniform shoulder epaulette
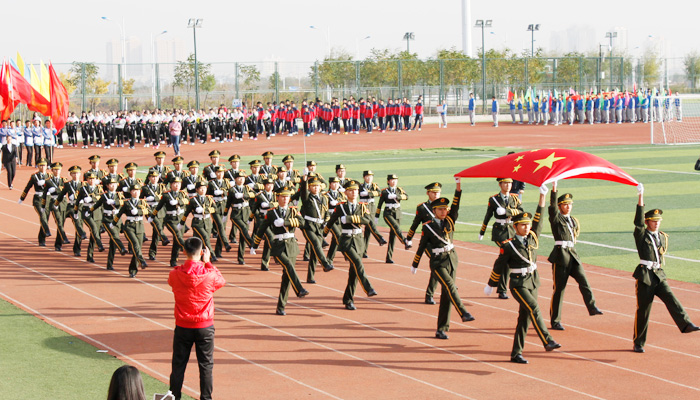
[500,238,514,245]
[509,193,519,197]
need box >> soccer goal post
[651,95,700,145]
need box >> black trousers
[170,325,215,400]
[3,162,15,187]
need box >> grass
[0,298,193,400]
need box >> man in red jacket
[168,237,226,400]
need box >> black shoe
[544,341,561,351]
[682,323,700,333]
[261,265,269,271]
[55,246,62,251]
[143,236,149,242]
[323,262,334,272]
[230,238,237,244]
[39,242,46,247]
[225,245,232,252]
[588,307,603,316]
[106,266,114,270]
[129,272,136,278]
[551,322,565,331]
[99,227,105,234]
[140,260,148,269]
[307,279,316,284]
[510,354,529,364]
[322,240,329,248]
[87,257,95,263]
[345,302,356,310]
[215,253,223,259]
[362,254,369,259]
[80,234,87,240]
[298,289,309,298]
[149,255,156,261]
[162,238,170,246]
[385,259,394,264]
[378,238,387,246]
[461,312,475,322]
[211,255,218,262]
[276,309,286,316]
[74,252,81,257]
[498,292,509,300]
[64,239,70,245]
[303,256,309,262]
[238,261,245,265]
[633,344,645,353]
[170,261,177,267]
[435,331,449,340]
[425,295,436,305]
[98,246,106,252]
[367,289,378,297]
[46,231,52,237]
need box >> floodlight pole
[189,18,203,110]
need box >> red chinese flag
[507,90,514,102]
[0,61,20,120]
[49,63,69,132]
[8,64,50,116]
[454,148,638,187]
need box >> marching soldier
[324,177,347,262]
[114,183,150,277]
[485,185,561,364]
[207,165,233,258]
[359,170,381,258]
[375,174,409,263]
[85,155,106,182]
[91,176,128,270]
[299,175,335,283]
[406,182,443,305]
[305,160,325,185]
[42,162,69,251]
[260,151,277,176]
[164,156,186,186]
[325,179,387,310]
[56,165,88,256]
[251,185,309,316]
[102,158,123,191]
[75,172,105,262]
[224,154,242,182]
[246,159,266,189]
[273,166,290,192]
[142,170,169,261]
[181,181,217,262]
[152,151,172,182]
[411,178,475,340]
[282,155,302,187]
[183,160,206,199]
[334,164,348,188]
[119,162,143,199]
[251,177,277,270]
[224,170,255,264]
[480,177,524,299]
[18,157,52,245]
[153,176,189,267]
[632,184,699,353]
[202,150,221,181]
[548,182,602,331]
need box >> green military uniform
[182,183,217,261]
[548,190,599,329]
[118,163,143,199]
[164,156,186,186]
[207,169,232,257]
[260,151,278,177]
[251,182,276,270]
[56,167,87,256]
[142,172,168,259]
[412,191,474,338]
[359,171,382,258]
[151,151,172,182]
[202,163,220,182]
[114,184,150,276]
[224,155,243,243]
[632,205,697,351]
[298,176,335,283]
[19,159,52,245]
[224,171,255,264]
[325,180,386,310]
[252,187,308,315]
[42,163,69,250]
[91,180,128,270]
[85,156,107,225]
[153,182,189,267]
[481,179,524,297]
[75,174,105,262]
[488,207,560,362]
[323,178,347,262]
[407,182,443,305]
[375,175,408,263]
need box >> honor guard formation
[15,147,699,363]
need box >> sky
[1,0,698,68]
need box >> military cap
[84,171,97,179]
[328,176,340,183]
[124,162,138,171]
[187,160,200,168]
[425,182,442,192]
[208,150,221,157]
[387,174,398,180]
[147,169,160,178]
[228,154,241,162]
[172,156,184,164]
[130,183,143,191]
[644,209,663,221]
[195,181,208,189]
[282,155,295,163]
[344,180,360,190]
[68,165,82,174]
[50,162,63,170]
[262,151,274,158]
[557,193,574,205]
[275,186,294,196]
[308,176,323,186]
[36,158,48,166]
[363,170,374,177]
[306,160,317,167]
[213,165,225,172]
[336,164,346,170]
[277,166,288,173]
[511,212,533,225]
[88,155,101,162]
[106,158,119,167]
[170,176,183,183]
[431,197,450,209]
[154,151,166,158]
[496,177,513,183]
[234,170,247,178]
[249,159,261,167]
[262,177,275,185]
[105,176,119,184]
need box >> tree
[173,53,215,109]
[58,72,77,95]
[239,64,260,90]
[67,62,99,96]
[640,49,661,88]
[312,49,356,89]
[683,51,700,90]
[122,78,135,96]
[268,71,280,90]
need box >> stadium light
[527,24,540,57]
[310,26,331,59]
[188,18,203,110]
[605,31,617,89]
[475,19,492,114]
[403,32,415,53]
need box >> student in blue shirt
[642,92,651,123]
[14,120,24,166]
[603,95,611,124]
[517,98,524,124]
[491,96,499,127]
[509,98,516,123]
[468,93,475,126]
[615,95,624,124]
[586,97,594,125]
[23,121,34,166]
[541,97,549,126]
[526,98,532,125]
[533,97,540,124]
[674,92,682,122]
[594,96,601,123]
[33,120,45,166]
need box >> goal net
[651,95,700,145]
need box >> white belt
[494,218,511,224]
[384,203,400,209]
[188,193,196,198]
[102,210,115,215]
[193,214,210,219]
[126,216,143,222]
[555,240,575,248]
[360,198,374,203]
[639,260,661,270]
[260,209,268,215]
[341,228,362,235]
[166,209,184,215]
[304,215,324,224]
[432,243,454,255]
[213,197,225,202]
[232,202,249,209]
[147,201,157,207]
[50,194,59,199]
[511,264,538,275]
[34,193,43,197]
[273,232,295,241]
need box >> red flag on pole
[49,63,69,132]
[454,148,638,186]
[507,90,514,103]
[0,60,20,120]
[8,63,50,116]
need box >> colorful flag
[29,64,41,94]
[454,149,638,187]
[0,60,20,120]
[8,62,50,115]
[507,90,514,103]
[16,52,26,78]
[49,63,69,132]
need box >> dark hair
[184,237,203,256]
[106,365,145,400]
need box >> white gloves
[496,206,506,216]
[130,208,138,215]
[247,182,255,189]
[109,223,114,229]
[209,172,216,178]
[176,223,183,230]
[261,202,269,208]
[330,200,338,206]
[234,192,243,199]
[411,267,417,274]
[195,206,204,214]
[214,190,223,196]
[637,183,644,195]
[74,213,79,219]
[338,187,345,193]
[41,208,45,213]
[122,187,128,192]
[340,216,347,224]
[454,177,461,183]
[146,196,155,202]
[37,179,45,186]
[169,199,178,205]
[273,218,284,227]
[222,216,228,224]
[303,167,309,175]
[250,247,257,255]
[48,187,56,194]
[68,195,74,202]
[479,234,484,241]
[406,240,413,247]
[539,184,549,195]
[83,197,92,204]
[187,184,195,190]
[374,217,379,225]
[106,199,115,205]
[147,217,153,223]
[17,199,22,204]
[84,211,90,217]
[484,285,494,296]
[360,190,368,197]
[387,193,397,200]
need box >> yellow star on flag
[513,164,522,172]
[533,152,566,173]
[514,155,524,162]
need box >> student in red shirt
[364,102,374,133]
[302,106,312,136]
[402,99,412,132]
[341,102,350,134]
[332,99,341,133]
[413,96,424,130]
[377,99,387,132]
